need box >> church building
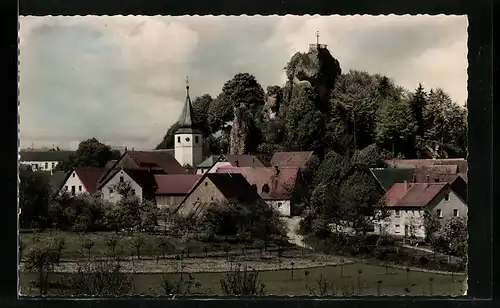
[174,81,204,168]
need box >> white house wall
[266,200,291,217]
[100,170,143,203]
[155,195,185,209]
[20,160,60,173]
[61,171,87,196]
[374,189,467,239]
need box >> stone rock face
[263,86,286,120]
[229,104,252,155]
[285,46,342,109]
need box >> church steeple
[177,76,195,129]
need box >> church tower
[174,78,203,168]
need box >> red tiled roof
[383,182,448,208]
[154,174,202,195]
[412,165,459,182]
[206,173,262,202]
[216,166,299,200]
[270,151,313,168]
[127,151,188,174]
[384,159,468,173]
[75,167,106,193]
[222,154,265,168]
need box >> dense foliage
[56,138,121,171]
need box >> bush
[220,265,265,296]
[199,201,287,241]
[67,260,132,296]
[159,273,198,295]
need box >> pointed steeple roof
[176,77,201,134]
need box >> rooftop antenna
[316,30,320,46]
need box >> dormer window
[262,184,270,194]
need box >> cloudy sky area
[19,15,468,150]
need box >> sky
[19,15,468,151]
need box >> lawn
[19,262,466,297]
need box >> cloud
[19,15,467,150]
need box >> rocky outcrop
[229,104,252,155]
[285,45,342,110]
[263,86,286,120]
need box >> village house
[216,166,303,217]
[154,174,202,209]
[58,167,106,196]
[175,173,263,217]
[375,181,468,239]
[97,150,189,189]
[384,158,468,183]
[19,150,74,173]
[97,167,157,203]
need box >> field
[20,262,466,296]
[19,231,466,297]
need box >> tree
[156,122,180,150]
[82,237,95,261]
[140,200,159,232]
[284,85,328,155]
[56,138,120,171]
[424,88,468,158]
[337,169,388,235]
[375,98,418,158]
[131,235,146,259]
[24,241,63,295]
[105,235,119,259]
[19,167,52,229]
[435,216,467,260]
[409,83,428,141]
[423,210,441,242]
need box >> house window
[453,209,459,217]
[52,162,55,168]
[45,162,48,169]
[71,186,76,196]
[204,182,208,186]
[109,188,114,194]
[72,172,75,178]
[444,193,450,201]
[211,197,214,200]
[277,202,282,208]
[120,176,124,183]
[65,185,68,191]
[395,210,400,217]
[197,197,200,200]
[185,137,190,142]
[434,178,439,182]
[262,184,270,194]
[78,186,82,192]
[195,136,199,144]
[395,224,400,233]
[177,136,181,143]
[436,209,442,218]
[131,189,136,196]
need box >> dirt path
[283,216,311,249]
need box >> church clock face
[185,137,190,142]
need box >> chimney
[274,166,280,176]
[235,160,240,167]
